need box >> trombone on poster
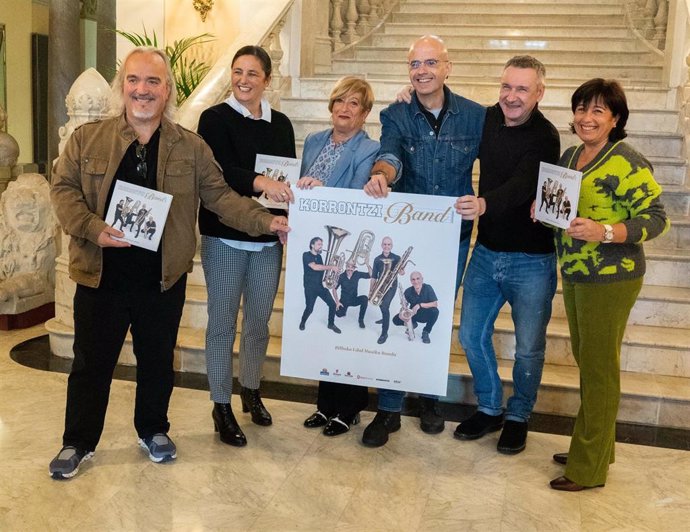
[281,187,462,396]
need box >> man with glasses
[48,46,289,480]
[362,35,485,447]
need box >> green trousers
[562,276,643,487]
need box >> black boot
[362,410,401,447]
[212,403,247,447]
[418,397,445,434]
[240,387,272,426]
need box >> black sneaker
[362,410,401,447]
[497,420,528,454]
[454,411,504,440]
[49,446,94,480]
[418,397,444,434]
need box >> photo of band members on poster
[281,187,461,396]
[299,228,439,346]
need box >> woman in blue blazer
[298,76,379,436]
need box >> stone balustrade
[626,0,670,49]
[330,0,398,51]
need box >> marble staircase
[46,0,690,429]
[281,0,690,427]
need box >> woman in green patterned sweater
[548,79,670,491]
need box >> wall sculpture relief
[0,173,58,314]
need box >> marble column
[47,0,81,171]
[96,0,116,83]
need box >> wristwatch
[602,224,614,243]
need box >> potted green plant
[115,27,215,106]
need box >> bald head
[408,35,448,59]
[407,35,452,109]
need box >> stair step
[294,77,673,109]
[282,96,680,134]
[290,117,684,160]
[445,354,690,429]
[168,279,690,378]
[398,1,623,14]
[351,46,662,67]
[370,34,651,53]
[390,12,625,26]
[383,22,633,39]
[46,317,687,429]
[328,58,663,81]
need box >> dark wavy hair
[569,78,628,141]
[232,45,272,78]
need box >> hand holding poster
[281,187,462,396]
[534,161,582,229]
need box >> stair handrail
[176,0,295,131]
[331,0,400,55]
[623,0,668,54]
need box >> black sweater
[477,103,560,253]
[197,102,296,242]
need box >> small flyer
[534,161,582,229]
[254,153,301,209]
[104,180,173,252]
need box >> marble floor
[1,325,689,531]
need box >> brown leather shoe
[553,452,568,465]
[549,476,604,491]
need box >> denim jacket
[300,128,379,189]
[377,86,485,197]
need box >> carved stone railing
[625,0,670,50]
[330,0,399,53]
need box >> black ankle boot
[240,387,272,426]
[362,410,401,447]
[419,397,445,434]
[212,403,247,447]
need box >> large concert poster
[281,187,462,396]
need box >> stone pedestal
[0,302,55,330]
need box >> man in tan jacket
[49,46,288,480]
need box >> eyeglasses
[408,59,448,70]
[135,143,147,179]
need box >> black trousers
[392,307,439,334]
[377,284,396,335]
[300,284,336,327]
[335,295,368,322]
[317,381,368,423]
[62,276,186,451]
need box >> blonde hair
[109,46,177,121]
[328,76,375,113]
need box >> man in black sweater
[454,56,560,455]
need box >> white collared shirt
[224,93,272,123]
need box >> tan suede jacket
[51,114,275,290]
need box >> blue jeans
[459,244,556,422]
[377,226,472,412]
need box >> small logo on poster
[334,369,341,376]
[345,371,353,378]
[320,368,329,376]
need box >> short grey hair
[109,46,177,121]
[504,55,546,85]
